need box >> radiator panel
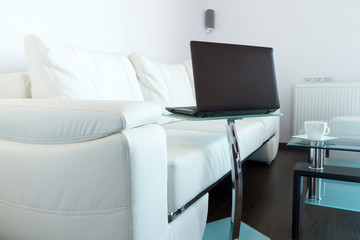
[293,82,360,135]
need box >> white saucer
[292,134,338,141]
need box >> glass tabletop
[287,118,360,152]
[162,112,282,121]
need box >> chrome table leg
[308,147,326,200]
[226,119,243,240]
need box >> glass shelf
[305,158,360,212]
[305,179,360,212]
[163,113,282,121]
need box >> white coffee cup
[304,121,330,140]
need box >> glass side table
[164,112,281,240]
[287,118,360,239]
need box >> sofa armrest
[0,122,170,240]
[0,99,161,144]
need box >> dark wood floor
[207,146,360,240]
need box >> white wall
[0,0,207,73]
[3,0,359,142]
[205,0,360,142]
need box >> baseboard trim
[279,142,287,148]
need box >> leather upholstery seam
[0,104,127,119]
[0,132,119,144]
[117,132,133,239]
[0,199,128,216]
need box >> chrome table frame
[308,145,326,200]
[226,119,243,240]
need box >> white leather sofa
[328,116,360,160]
[0,35,280,240]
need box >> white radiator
[293,82,360,134]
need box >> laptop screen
[190,41,280,112]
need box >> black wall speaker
[205,9,215,30]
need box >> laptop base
[166,106,276,118]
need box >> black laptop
[166,41,280,117]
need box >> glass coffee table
[287,117,360,239]
[164,112,282,240]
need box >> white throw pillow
[129,53,196,124]
[23,35,143,100]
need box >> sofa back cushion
[129,53,195,124]
[23,35,143,100]
[0,72,31,98]
[183,60,195,98]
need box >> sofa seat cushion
[163,119,270,213]
[250,116,279,141]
